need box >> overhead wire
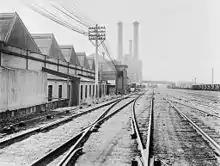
[48,1,89,29]
[102,42,118,72]
[23,0,118,71]
[23,0,88,34]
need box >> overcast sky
[1,0,220,83]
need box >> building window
[48,85,53,101]
[89,85,92,96]
[93,85,95,96]
[103,84,105,95]
[67,85,71,99]
[58,85,62,99]
[85,85,87,98]
[81,85,83,100]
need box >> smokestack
[117,21,123,61]
[129,40,132,57]
[133,21,139,60]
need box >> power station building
[0,12,106,120]
[117,21,143,84]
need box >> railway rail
[182,90,220,103]
[2,89,219,165]
[30,95,137,166]
[0,96,126,137]
[164,97,220,158]
[166,97,220,118]
[0,95,130,149]
[131,91,154,166]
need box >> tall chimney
[117,21,123,61]
[129,40,132,57]
[133,21,139,60]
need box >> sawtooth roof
[32,33,66,62]
[0,12,41,53]
[88,53,115,71]
[76,52,90,69]
[60,45,80,66]
[87,58,95,71]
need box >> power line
[24,2,88,35]
[23,0,117,71]
[49,2,89,29]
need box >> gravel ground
[0,104,115,166]
[160,88,220,138]
[75,94,150,166]
[47,97,135,166]
[174,103,220,144]
[153,94,219,165]
[163,88,220,111]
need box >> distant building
[117,21,142,84]
[87,53,129,94]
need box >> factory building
[117,21,142,84]
[87,53,127,95]
[0,12,105,120]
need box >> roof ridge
[31,33,54,39]
[0,13,15,17]
[14,12,42,53]
[59,45,73,49]
[4,13,16,42]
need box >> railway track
[159,97,220,165]
[0,96,129,149]
[182,90,220,103]
[72,91,154,166]
[0,96,125,138]
[166,97,220,118]
[130,91,155,166]
[2,89,219,165]
[29,95,137,166]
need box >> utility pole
[95,24,99,98]
[88,24,106,98]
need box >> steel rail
[131,92,154,166]
[168,98,220,118]
[165,93,220,118]
[0,97,125,148]
[30,95,135,166]
[165,98,220,156]
[58,97,136,166]
[57,98,125,166]
[144,95,154,166]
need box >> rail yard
[1,0,220,165]
[0,88,219,165]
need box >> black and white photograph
[0,0,220,165]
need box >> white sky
[1,0,220,84]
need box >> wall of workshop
[0,67,47,112]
